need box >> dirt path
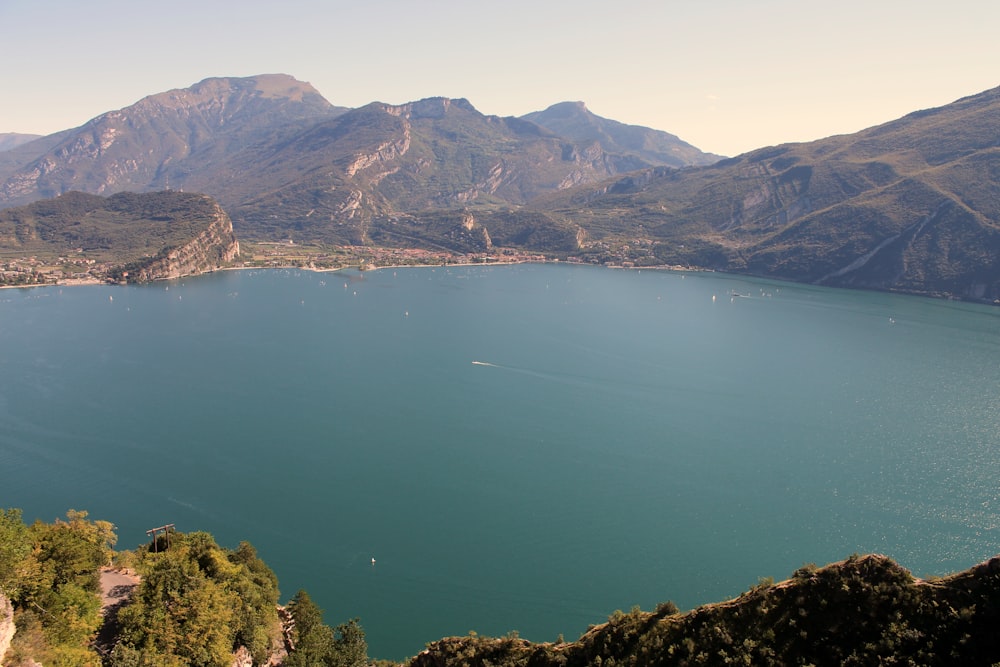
[96,567,141,656]
[100,567,140,611]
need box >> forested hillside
[0,190,240,286]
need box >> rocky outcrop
[0,190,241,285]
[117,197,240,282]
[0,74,346,207]
[0,593,13,665]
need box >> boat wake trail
[471,360,595,389]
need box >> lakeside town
[0,233,689,288]
[0,242,554,288]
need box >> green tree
[0,508,31,597]
[113,531,283,666]
[286,589,336,667]
[5,509,114,666]
[332,618,368,667]
[29,517,106,594]
[228,541,281,663]
[116,547,237,666]
[286,589,368,667]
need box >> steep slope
[0,74,346,207]
[0,190,239,283]
[0,78,720,250]
[523,101,722,168]
[0,130,74,179]
[411,554,1000,666]
[226,96,694,244]
[532,86,1000,301]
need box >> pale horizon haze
[1,0,998,157]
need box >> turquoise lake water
[2,263,999,659]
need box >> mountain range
[529,86,1000,301]
[1,74,998,301]
[0,134,40,152]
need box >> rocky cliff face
[0,190,241,285]
[116,198,240,282]
[0,77,718,248]
[0,74,346,207]
[0,594,13,665]
[228,94,698,244]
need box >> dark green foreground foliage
[410,555,1000,667]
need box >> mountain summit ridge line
[2,74,998,302]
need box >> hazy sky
[2,0,997,156]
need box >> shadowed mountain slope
[531,85,1000,301]
[522,101,722,168]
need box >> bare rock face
[0,190,241,285]
[0,74,344,208]
[231,645,253,667]
[0,594,14,665]
[121,198,240,282]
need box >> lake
[2,263,999,659]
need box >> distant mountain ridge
[1,74,998,301]
[0,74,346,204]
[529,85,1000,301]
[0,133,41,152]
[523,101,722,168]
[0,74,719,243]
[223,95,716,244]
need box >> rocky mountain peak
[383,97,478,120]
[522,102,722,168]
[538,100,591,118]
[124,74,337,127]
[0,75,347,206]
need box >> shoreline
[6,261,996,308]
[0,258,701,290]
[1,237,707,291]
